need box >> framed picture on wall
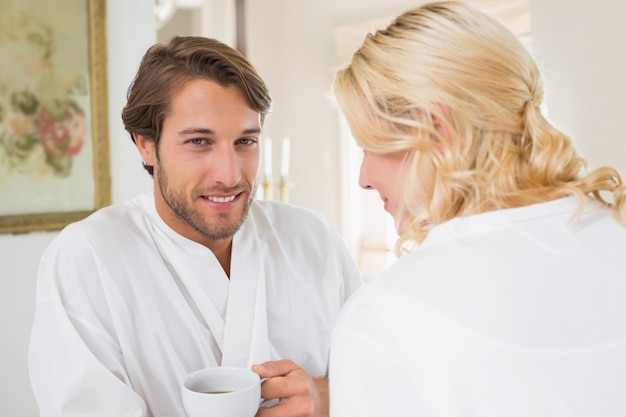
[0,0,110,234]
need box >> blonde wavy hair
[333,1,626,255]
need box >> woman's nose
[358,157,373,190]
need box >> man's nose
[210,146,240,187]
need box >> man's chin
[201,210,251,241]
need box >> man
[28,36,362,417]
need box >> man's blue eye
[190,138,203,145]
[239,138,257,145]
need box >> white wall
[1,0,625,415]
[531,0,626,176]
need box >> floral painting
[0,0,110,234]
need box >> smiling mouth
[206,195,237,203]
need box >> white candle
[263,137,272,181]
[281,136,290,182]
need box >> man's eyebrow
[177,128,214,136]
[177,127,262,136]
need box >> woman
[329,2,626,416]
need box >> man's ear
[133,133,156,167]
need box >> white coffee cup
[181,366,262,417]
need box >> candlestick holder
[279,179,292,203]
[262,181,273,201]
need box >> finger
[259,370,309,400]
[252,359,300,378]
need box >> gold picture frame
[0,0,111,234]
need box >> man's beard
[157,165,257,241]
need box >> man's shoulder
[250,199,329,228]
[245,200,342,247]
[54,194,153,246]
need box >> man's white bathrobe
[28,193,362,417]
